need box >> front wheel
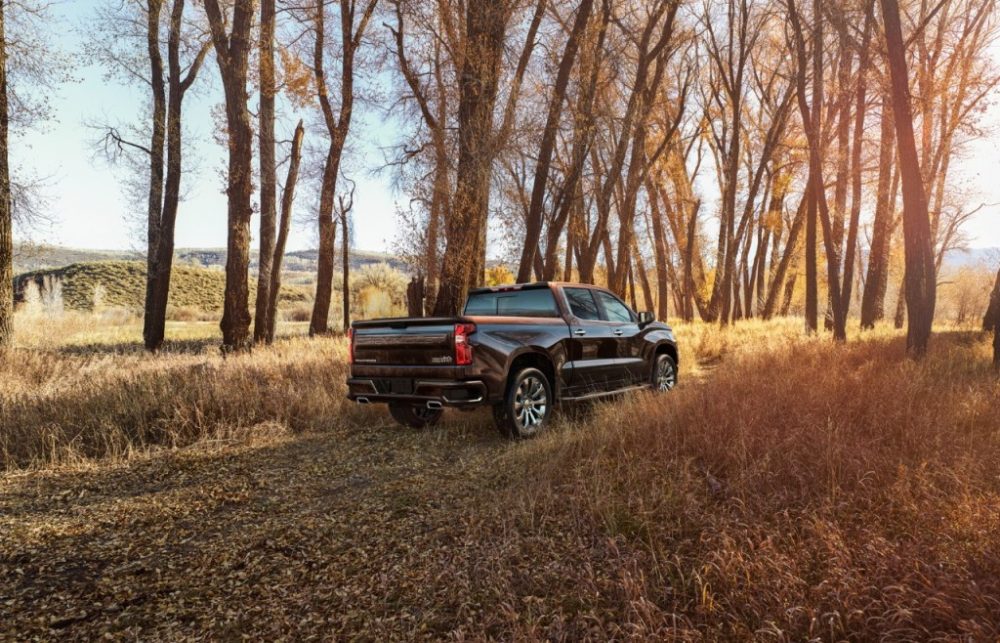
[652,354,678,392]
[493,368,553,439]
[388,403,443,429]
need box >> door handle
[574,329,587,336]
[614,329,624,336]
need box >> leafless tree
[203,0,256,351]
[308,0,378,336]
[254,0,279,344]
[264,120,306,344]
[0,0,11,347]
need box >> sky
[9,1,1000,256]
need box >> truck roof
[468,281,600,295]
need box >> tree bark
[647,177,670,321]
[340,194,352,332]
[433,0,511,315]
[839,5,874,325]
[860,96,897,329]
[0,0,11,347]
[145,0,209,351]
[254,0,277,344]
[516,0,594,283]
[141,0,167,349]
[204,0,256,351]
[762,195,806,320]
[987,267,1000,368]
[882,0,937,357]
[787,0,820,333]
[311,0,377,334]
[266,120,305,344]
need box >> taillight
[347,328,355,364]
[454,323,476,366]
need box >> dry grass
[2,312,1000,639]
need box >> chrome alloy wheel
[513,375,548,432]
[656,357,677,391]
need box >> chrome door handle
[613,329,624,336]
[574,329,587,336]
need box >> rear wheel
[388,403,443,429]
[493,367,552,439]
[652,354,678,392]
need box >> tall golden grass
[1,311,363,467]
[497,324,1000,638]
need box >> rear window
[464,289,560,317]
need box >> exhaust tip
[356,397,371,405]
[426,401,443,411]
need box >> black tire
[388,403,443,429]
[493,367,553,439]
[651,354,678,392]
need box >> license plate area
[374,378,415,395]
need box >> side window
[564,288,601,321]
[595,290,635,323]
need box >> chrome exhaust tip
[426,401,443,411]
[356,397,371,405]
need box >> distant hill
[12,244,411,276]
[942,247,1000,271]
[14,261,312,312]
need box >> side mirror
[638,311,655,326]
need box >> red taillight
[347,328,355,364]
[454,323,476,366]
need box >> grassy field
[14,261,312,313]
[2,314,1000,639]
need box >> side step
[560,385,650,403]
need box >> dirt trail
[0,413,523,639]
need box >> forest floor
[3,315,1000,640]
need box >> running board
[561,385,650,403]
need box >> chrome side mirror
[638,311,655,326]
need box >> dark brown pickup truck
[347,282,678,438]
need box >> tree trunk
[311,146,338,335]
[434,0,510,315]
[309,0,376,333]
[266,120,305,343]
[141,0,167,350]
[341,206,350,332]
[204,0,256,351]
[145,0,208,352]
[254,0,277,344]
[781,271,798,317]
[762,195,805,320]
[860,96,897,329]
[787,0,821,334]
[648,178,670,321]
[893,279,906,329]
[839,7,874,326]
[516,0,593,283]
[0,0,10,347]
[988,268,1000,369]
[882,0,937,357]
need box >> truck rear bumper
[347,378,489,407]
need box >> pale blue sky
[10,1,1000,255]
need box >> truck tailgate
[352,317,462,366]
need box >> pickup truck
[346,282,679,439]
